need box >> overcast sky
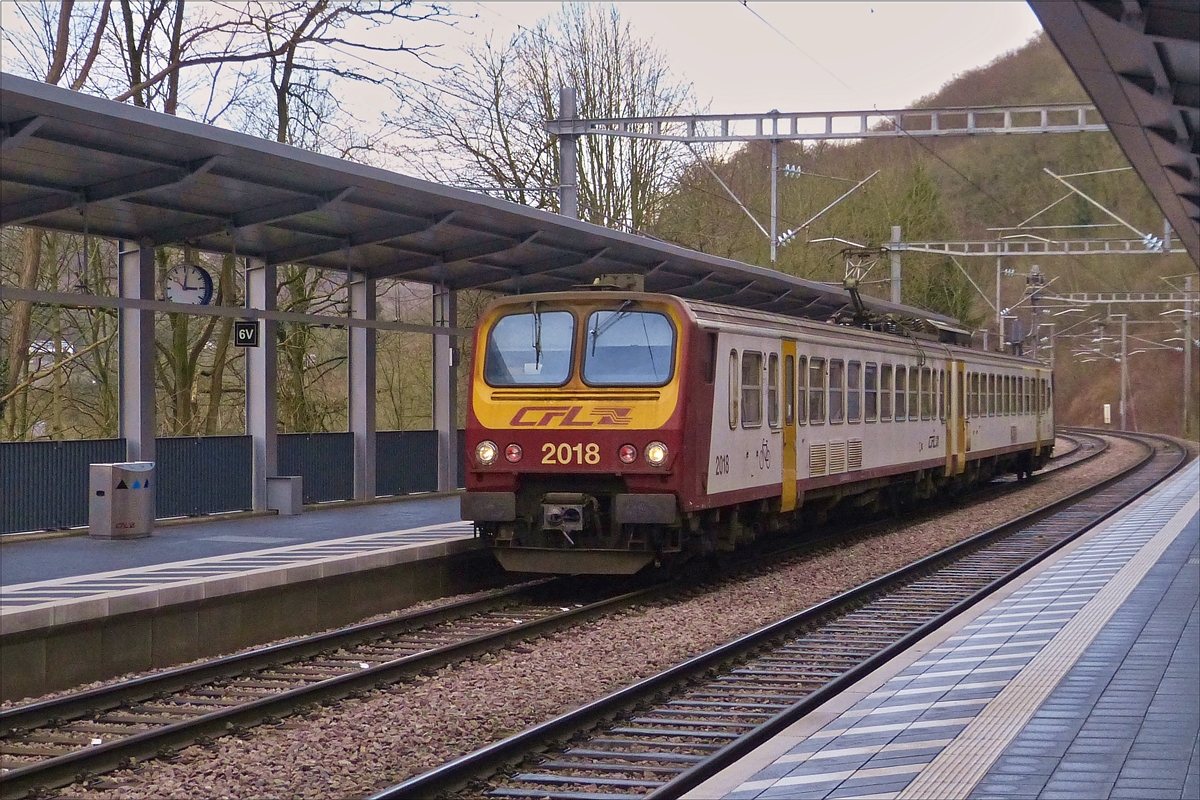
[446,2,1045,113]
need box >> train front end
[462,292,690,575]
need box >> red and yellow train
[462,288,1052,575]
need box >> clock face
[166,263,214,305]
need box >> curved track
[372,432,1184,800]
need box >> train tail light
[475,440,498,466]
[645,441,668,467]
[504,443,523,463]
[618,444,637,464]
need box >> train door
[945,359,966,476]
[781,340,798,512]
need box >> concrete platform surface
[0,494,461,585]
[687,460,1199,800]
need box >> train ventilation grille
[809,443,827,476]
[848,439,863,470]
[829,440,848,474]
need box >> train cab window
[797,355,808,424]
[829,360,845,423]
[895,365,907,421]
[484,310,575,386]
[741,351,764,428]
[728,350,739,429]
[784,355,795,425]
[920,367,932,420]
[768,353,780,428]
[880,364,893,421]
[583,310,674,386]
[908,366,920,421]
[864,363,878,422]
[809,357,826,424]
[847,361,862,423]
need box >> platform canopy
[0,72,957,325]
[1030,0,1200,267]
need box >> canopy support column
[246,258,278,510]
[349,274,377,500]
[118,240,156,464]
[433,284,458,491]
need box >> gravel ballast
[54,436,1147,799]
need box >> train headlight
[504,443,523,463]
[645,441,668,467]
[618,444,638,464]
[475,440,498,466]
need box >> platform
[688,460,1199,800]
[0,496,489,700]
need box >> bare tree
[394,4,696,232]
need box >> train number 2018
[542,442,601,465]
[714,454,731,475]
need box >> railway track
[373,431,1184,800]
[0,428,1114,799]
[0,579,663,800]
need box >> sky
[436,2,1045,114]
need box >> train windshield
[583,309,675,386]
[484,309,574,386]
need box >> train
[461,281,1053,575]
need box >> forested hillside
[652,32,1197,437]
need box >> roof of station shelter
[0,72,955,325]
[1030,0,1200,266]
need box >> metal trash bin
[89,462,155,539]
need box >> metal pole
[890,226,901,304]
[770,140,778,263]
[995,257,1002,349]
[1185,275,1194,438]
[117,240,156,465]
[433,284,458,491]
[349,273,377,501]
[558,87,578,220]
[1119,313,1128,431]
[246,258,278,511]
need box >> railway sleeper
[538,761,686,775]
[564,748,706,763]
[512,773,669,789]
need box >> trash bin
[89,462,155,539]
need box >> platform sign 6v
[234,320,260,348]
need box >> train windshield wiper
[531,300,542,369]
[590,301,632,355]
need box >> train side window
[728,350,739,429]
[864,362,878,422]
[797,355,808,425]
[966,373,974,417]
[784,355,795,425]
[768,353,780,428]
[1006,375,1013,415]
[1026,377,1032,414]
[920,367,932,420]
[741,351,764,428]
[704,332,717,384]
[880,364,893,421]
[847,361,862,423]
[808,357,826,424]
[939,369,946,421]
[908,366,920,421]
[829,359,845,423]
[895,365,907,421]
[988,374,996,416]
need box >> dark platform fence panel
[375,429,466,496]
[156,436,252,518]
[1,438,125,534]
[279,432,354,504]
